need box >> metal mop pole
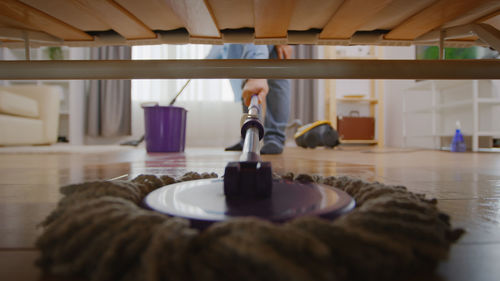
[240,95,262,162]
[224,95,272,199]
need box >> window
[131,44,234,103]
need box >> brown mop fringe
[36,172,464,281]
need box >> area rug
[0,144,136,154]
[36,172,464,281]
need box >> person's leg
[260,46,291,154]
[226,80,290,154]
[261,78,290,154]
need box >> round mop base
[144,179,355,228]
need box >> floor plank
[0,146,499,280]
[437,243,500,281]
[0,202,54,248]
[438,198,500,244]
[0,250,40,281]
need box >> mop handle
[240,95,262,162]
[248,95,260,116]
[168,79,191,106]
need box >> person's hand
[242,79,269,106]
[275,45,293,59]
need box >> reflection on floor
[0,146,499,281]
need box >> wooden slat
[319,0,394,39]
[254,0,295,38]
[453,35,480,41]
[476,9,500,31]
[164,0,220,38]
[473,23,500,52]
[20,0,110,31]
[443,2,500,29]
[477,9,500,23]
[2,60,500,80]
[0,27,61,43]
[385,0,489,40]
[115,0,184,31]
[0,14,35,31]
[207,0,253,30]
[483,14,500,30]
[67,0,156,40]
[0,0,92,41]
[359,0,436,31]
[289,0,343,31]
[0,38,23,43]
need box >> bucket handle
[349,110,360,117]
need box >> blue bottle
[450,121,466,152]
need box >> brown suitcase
[337,111,375,140]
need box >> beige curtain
[87,46,131,137]
[289,45,319,125]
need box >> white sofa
[0,85,60,146]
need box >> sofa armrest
[0,85,61,143]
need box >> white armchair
[0,85,60,146]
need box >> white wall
[383,46,416,147]
[492,81,500,134]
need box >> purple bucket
[142,105,187,152]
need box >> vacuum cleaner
[294,120,340,149]
[145,96,354,229]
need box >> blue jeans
[242,48,290,146]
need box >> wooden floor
[0,145,499,281]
